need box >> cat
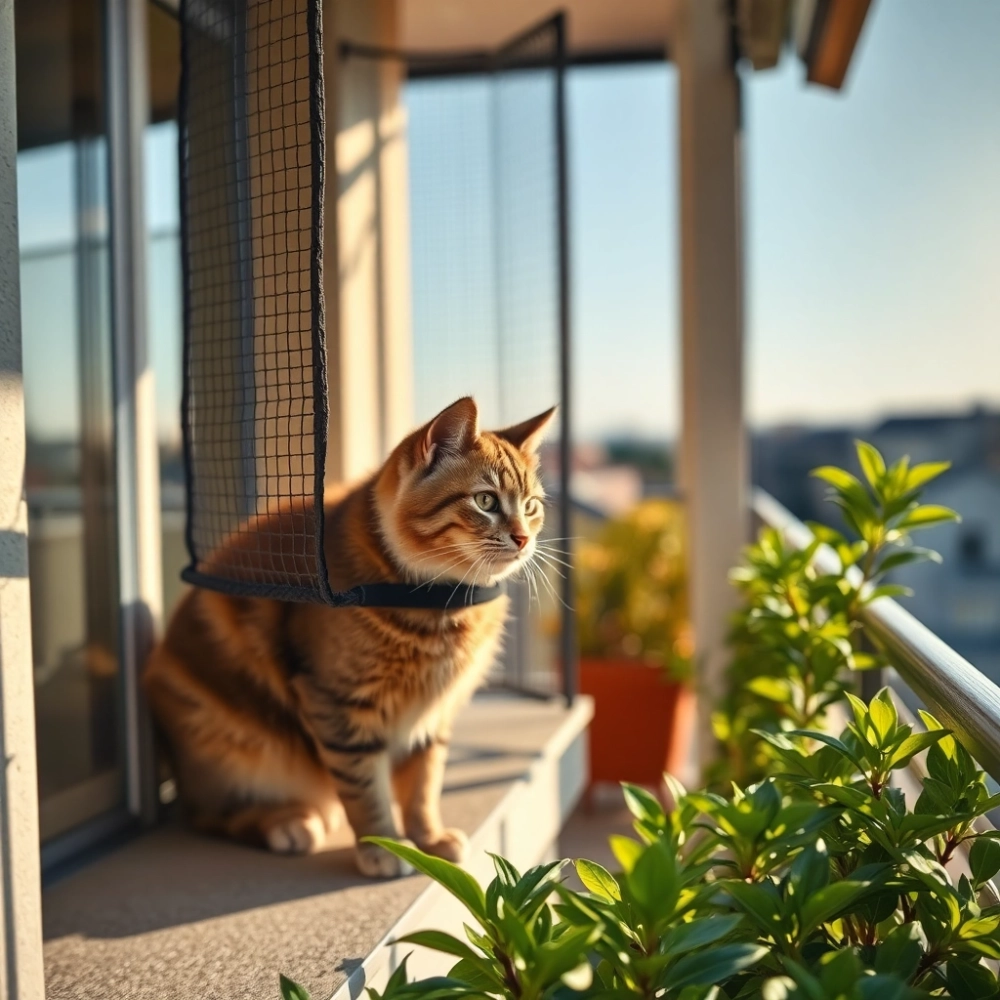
[144,396,556,877]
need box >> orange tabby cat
[144,397,555,877]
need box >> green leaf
[394,931,482,964]
[787,730,864,770]
[609,835,644,874]
[919,709,958,760]
[489,853,521,886]
[534,923,604,984]
[844,691,870,733]
[746,676,793,703]
[280,974,312,1000]
[858,974,924,1000]
[787,839,831,904]
[447,958,505,994]
[362,838,487,922]
[622,784,666,829]
[947,959,999,1000]
[869,689,898,744]
[865,583,913,602]
[575,859,622,902]
[819,947,863,997]
[800,880,870,935]
[897,504,961,529]
[874,922,924,981]
[510,860,564,910]
[372,976,484,999]
[958,915,1000,940]
[856,440,886,490]
[384,956,412,994]
[810,782,871,810]
[627,840,678,919]
[668,944,769,990]
[812,466,866,495]
[970,838,1000,886]
[661,914,744,957]
[725,881,783,936]
[887,729,948,770]
[906,461,952,491]
[876,547,942,574]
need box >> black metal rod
[554,12,576,708]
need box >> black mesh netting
[402,16,574,693]
[179,0,334,603]
[178,7,569,633]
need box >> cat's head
[376,397,557,586]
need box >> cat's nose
[510,532,529,551]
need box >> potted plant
[574,499,694,791]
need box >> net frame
[179,0,335,604]
[178,4,567,627]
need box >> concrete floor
[42,696,586,1000]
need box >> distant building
[754,406,1000,684]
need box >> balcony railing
[753,488,1000,784]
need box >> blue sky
[567,0,1000,439]
[16,0,1000,444]
[744,0,1000,436]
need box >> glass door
[15,0,125,843]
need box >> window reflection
[145,1,185,616]
[16,0,123,840]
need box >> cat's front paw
[416,827,468,863]
[354,839,415,878]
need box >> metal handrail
[752,488,1000,783]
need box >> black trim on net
[308,0,337,605]
[177,0,196,574]
[176,0,517,614]
[180,568,505,609]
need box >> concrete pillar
[0,0,46,993]
[323,0,413,483]
[675,0,748,770]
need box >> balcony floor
[42,693,591,1000]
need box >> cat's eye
[524,498,541,516]
[475,492,498,512]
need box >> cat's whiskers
[412,558,469,590]
[522,561,541,609]
[408,541,478,567]
[527,553,570,610]
[408,541,480,587]
[531,545,572,569]
[447,552,486,608]
[532,550,567,579]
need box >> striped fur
[144,398,555,877]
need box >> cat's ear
[422,397,480,466]
[497,405,557,455]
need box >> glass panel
[405,64,680,695]
[145,1,185,616]
[15,0,124,840]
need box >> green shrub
[710,441,958,788]
[575,499,690,677]
[279,443,988,1000]
[281,694,1000,1000]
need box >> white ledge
[42,693,593,1000]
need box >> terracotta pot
[578,658,695,788]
